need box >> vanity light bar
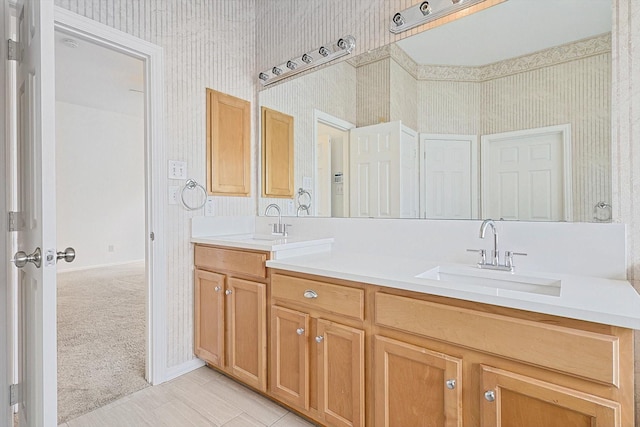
[258,35,356,86]
[390,0,488,34]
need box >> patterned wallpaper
[55,0,257,368]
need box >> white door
[316,134,331,217]
[12,1,58,425]
[420,134,478,219]
[482,125,572,221]
[349,122,400,218]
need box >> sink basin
[416,265,561,296]
[236,234,281,242]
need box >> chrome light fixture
[390,0,489,34]
[257,35,356,86]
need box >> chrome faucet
[265,204,290,236]
[468,219,527,272]
[479,219,499,266]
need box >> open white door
[12,1,58,425]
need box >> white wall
[55,101,145,271]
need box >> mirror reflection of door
[420,134,479,219]
[482,125,572,222]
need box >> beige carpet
[57,262,149,424]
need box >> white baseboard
[163,358,206,383]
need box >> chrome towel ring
[181,179,207,211]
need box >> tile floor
[57,367,317,427]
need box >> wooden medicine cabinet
[261,107,294,198]
[206,88,251,196]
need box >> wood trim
[206,88,251,196]
[261,106,294,198]
[375,292,620,386]
[481,365,621,427]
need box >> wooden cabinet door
[316,319,365,427]
[270,306,310,410]
[481,365,621,427]
[261,106,294,197]
[194,269,225,367]
[374,335,463,427]
[227,278,267,392]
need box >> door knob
[13,247,41,269]
[225,289,232,296]
[484,390,496,402]
[296,328,305,335]
[56,247,76,263]
[315,335,324,343]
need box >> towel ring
[297,188,311,216]
[181,179,207,211]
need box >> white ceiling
[55,30,144,117]
[396,0,612,66]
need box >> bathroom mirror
[258,0,612,222]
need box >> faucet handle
[505,251,527,269]
[281,223,292,237]
[467,248,486,265]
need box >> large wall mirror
[258,0,612,222]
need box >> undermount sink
[415,265,561,296]
[235,234,281,242]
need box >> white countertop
[266,251,640,329]
[191,234,334,259]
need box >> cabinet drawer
[195,245,267,279]
[271,273,364,321]
[375,292,619,386]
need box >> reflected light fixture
[390,0,489,34]
[257,35,356,86]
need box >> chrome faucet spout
[479,219,498,265]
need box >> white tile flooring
[58,367,317,427]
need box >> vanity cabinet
[194,245,267,392]
[270,272,365,427]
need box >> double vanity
[191,218,640,427]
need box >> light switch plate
[168,186,179,205]
[303,176,312,190]
[204,197,215,216]
[168,160,187,179]
[287,200,295,216]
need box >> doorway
[54,30,148,423]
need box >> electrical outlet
[168,160,187,179]
[204,197,215,216]
[108,245,114,252]
[168,186,179,205]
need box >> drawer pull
[214,286,221,292]
[296,328,305,336]
[484,390,496,402]
[446,379,456,390]
[225,289,232,296]
[303,289,318,299]
[315,335,324,343]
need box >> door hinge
[9,384,19,406]
[8,211,21,232]
[150,232,155,241]
[7,39,18,61]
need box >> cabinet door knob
[303,289,318,299]
[214,286,221,292]
[225,289,232,296]
[484,390,496,402]
[446,379,456,390]
[296,328,305,335]
[315,335,324,343]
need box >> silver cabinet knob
[13,247,41,269]
[315,335,324,343]
[56,247,76,263]
[296,328,305,335]
[214,286,221,292]
[225,289,232,296]
[303,289,318,299]
[446,379,456,390]
[484,390,496,402]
